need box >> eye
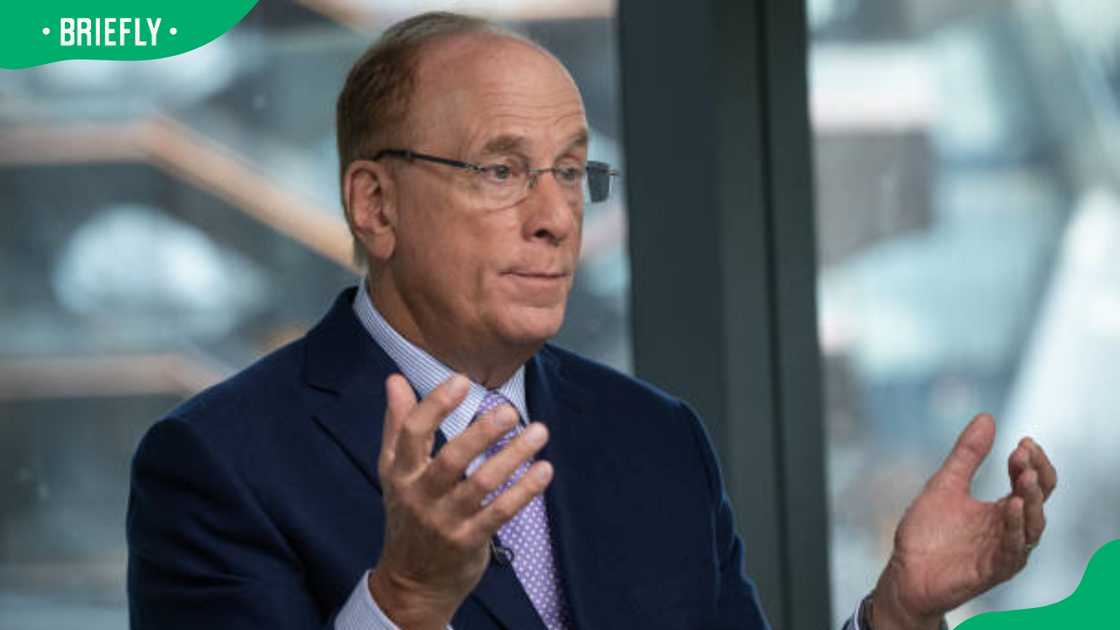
[480,158,525,185]
[556,165,585,184]
[488,164,513,181]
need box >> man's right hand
[368,374,553,629]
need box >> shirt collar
[351,279,529,440]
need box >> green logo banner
[957,540,1120,629]
[0,1,259,69]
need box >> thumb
[929,413,996,493]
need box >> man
[126,11,1058,630]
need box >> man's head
[336,12,588,380]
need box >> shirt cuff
[846,593,949,630]
[850,595,865,630]
[334,570,456,630]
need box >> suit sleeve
[677,401,774,630]
[679,403,877,630]
[127,416,335,629]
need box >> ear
[343,159,398,264]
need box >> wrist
[870,564,943,630]
[368,566,456,630]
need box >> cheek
[429,222,497,305]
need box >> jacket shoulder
[154,337,312,453]
[540,343,687,417]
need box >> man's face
[386,35,587,354]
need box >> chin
[494,303,567,348]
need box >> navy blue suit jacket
[127,287,771,629]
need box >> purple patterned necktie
[475,390,572,630]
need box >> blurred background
[812,0,1120,625]
[0,0,1116,628]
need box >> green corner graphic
[0,1,258,69]
[956,540,1120,629]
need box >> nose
[522,170,580,245]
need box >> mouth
[503,265,572,280]
[505,271,570,280]
[501,269,573,293]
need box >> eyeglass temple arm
[586,160,620,177]
[371,149,479,172]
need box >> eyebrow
[478,129,590,159]
[480,134,529,156]
[564,130,589,153]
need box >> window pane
[810,0,1120,625]
[0,3,628,626]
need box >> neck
[366,275,536,388]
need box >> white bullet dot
[169,27,178,36]
[42,27,50,36]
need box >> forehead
[408,33,588,153]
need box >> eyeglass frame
[369,148,620,204]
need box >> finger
[422,404,519,494]
[1025,438,1058,500]
[1007,443,1031,490]
[471,459,553,537]
[930,413,996,493]
[450,422,550,513]
[1017,469,1046,545]
[1001,496,1027,560]
[394,374,470,474]
[379,374,415,476]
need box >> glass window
[0,2,627,626]
[809,0,1120,625]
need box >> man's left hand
[870,413,1058,630]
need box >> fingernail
[535,462,552,482]
[525,423,547,446]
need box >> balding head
[407,33,583,160]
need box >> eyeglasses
[371,148,620,206]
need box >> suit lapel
[304,288,548,630]
[528,347,630,630]
[305,288,399,491]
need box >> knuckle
[466,472,496,497]
[485,416,511,440]
[468,421,498,445]
[385,475,408,497]
[400,421,425,441]
[435,386,460,409]
[489,500,516,522]
[446,527,475,553]
[429,452,460,479]
[431,389,449,408]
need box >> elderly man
[126,11,1057,630]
